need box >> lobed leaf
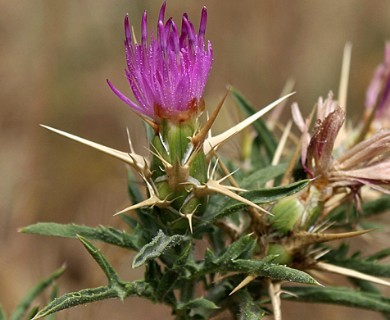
[132,230,188,268]
[21,223,141,250]
[283,286,390,313]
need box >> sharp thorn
[192,90,229,148]
[229,274,256,295]
[204,92,295,155]
[40,125,149,174]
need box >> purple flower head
[107,2,213,123]
[365,42,390,115]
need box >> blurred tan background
[1,0,389,319]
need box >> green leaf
[132,230,188,268]
[10,266,65,320]
[177,298,219,310]
[49,285,59,302]
[193,257,318,286]
[126,169,150,224]
[323,246,390,278]
[26,306,39,320]
[155,271,179,304]
[326,243,349,260]
[172,240,192,271]
[329,196,390,223]
[209,180,310,221]
[239,163,287,189]
[21,223,141,250]
[32,286,118,319]
[349,278,380,295]
[32,281,154,319]
[127,169,144,205]
[237,289,265,320]
[229,260,319,285]
[204,248,217,266]
[26,306,39,319]
[250,142,270,168]
[46,285,59,320]
[231,88,278,162]
[77,237,120,285]
[126,169,162,234]
[368,248,390,261]
[77,236,130,301]
[119,213,138,229]
[329,258,390,278]
[204,279,233,307]
[283,286,390,313]
[241,180,310,204]
[0,305,6,320]
[216,234,256,264]
[145,260,163,284]
[362,196,390,217]
[154,242,192,304]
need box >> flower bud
[269,196,304,233]
[267,244,292,265]
[150,120,208,229]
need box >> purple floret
[108,2,213,122]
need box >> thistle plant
[10,3,390,320]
